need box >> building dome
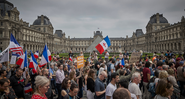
[148,13,168,24]
[33,15,52,25]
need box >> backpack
[148,82,156,98]
[107,64,111,73]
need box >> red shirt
[143,67,151,82]
[31,94,47,99]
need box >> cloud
[9,0,185,38]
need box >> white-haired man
[128,72,142,99]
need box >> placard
[77,56,84,68]
[10,56,17,64]
[129,52,141,64]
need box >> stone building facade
[0,0,185,53]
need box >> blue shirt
[67,65,70,71]
[49,68,54,80]
[95,77,105,99]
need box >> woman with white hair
[31,76,50,99]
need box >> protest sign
[129,52,141,64]
[10,55,17,64]
[0,47,9,63]
[77,56,84,68]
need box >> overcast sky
[9,0,185,38]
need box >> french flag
[9,34,23,56]
[40,45,51,67]
[16,50,28,69]
[24,83,33,93]
[34,51,39,58]
[95,36,111,54]
[69,56,73,61]
[29,51,38,70]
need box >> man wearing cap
[175,57,182,69]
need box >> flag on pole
[40,45,51,67]
[121,58,125,66]
[9,34,23,56]
[34,51,39,58]
[29,51,38,70]
[0,47,9,63]
[69,56,73,61]
[16,50,28,69]
[24,83,33,93]
[95,36,111,54]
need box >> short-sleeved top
[31,94,47,99]
[110,64,115,72]
[68,53,73,57]
[154,94,168,99]
[177,66,185,82]
[105,83,117,99]
[95,77,105,99]
[105,52,109,58]
[128,83,142,99]
[143,67,150,82]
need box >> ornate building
[0,0,185,53]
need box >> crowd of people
[0,50,185,99]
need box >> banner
[0,47,9,63]
[129,52,141,64]
[77,56,84,69]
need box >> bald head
[113,88,131,99]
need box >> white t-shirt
[128,83,142,99]
[131,93,137,99]
[105,52,109,58]
[105,83,117,99]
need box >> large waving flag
[16,50,28,69]
[40,45,51,67]
[95,36,111,54]
[34,51,39,58]
[29,51,38,70]
[9,34,23,56]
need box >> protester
[113,88,131,99]
[95,71,107,99]
[61,78,71,99]
[56,64,65,99]
[31,76,50,99]
[105,72,119,99]
[104,50,109,63]
[0,78,17,99]
[87,69,95,99]
[155,79,174,99]
[142,61,151,99]
[10,68,29,98]
[68,83,79,99]
[128,72,142,99]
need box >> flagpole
[26,50,29,76]
[7,47,9,69]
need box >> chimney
[156,13,160,23]
[41,15,44,25]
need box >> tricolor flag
[95,36,111,54]
[24,83,33,93]
[69,56,73,61]
[9,34,23,56]
[29,51,38,70]
[16,50,28,69]
[34,51,39,58]
[121,58,125,66]
[40,45,51,67]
